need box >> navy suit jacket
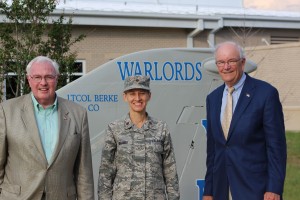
[203,74,286,200]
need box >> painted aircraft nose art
[57,48,257,200]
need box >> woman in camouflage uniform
[98,75,180,200]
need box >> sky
[58,0,300,14]
[244,0,300,12]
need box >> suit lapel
[48,98,70,167]
[213,85,226,141]
[228,75,255,140]
[20,94,47,163]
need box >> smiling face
[27,61,58,108]
[215,42,246,87]
[123,89,151,114]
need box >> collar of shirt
[31,93,58,113]
[221,73,246,121]
[124,113,154,130]
[223,73,246,94]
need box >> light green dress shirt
[31,93,58,163]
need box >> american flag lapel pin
[64,112,69,120]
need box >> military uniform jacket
[98,114,180,200]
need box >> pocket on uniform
[154,181,165,190]
[118,144,133,153]
[113,181,131,191]
[154,191,166,200]
[153,143,163,153]
[118,138,133,153]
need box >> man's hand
[264,192,280,200]
[203,196,213,200]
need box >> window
[2,72,25,101]
[67,60,86,83]
[4,73,18,100]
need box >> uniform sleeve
[162,123,180,200]
[0,104,7,187]
[74,110,95,200]
[98,124,117,200]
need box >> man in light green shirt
[0,56,94,200]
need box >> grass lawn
[283,131,300,200]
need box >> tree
[0,0,85,101]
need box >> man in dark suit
[203,41,286,200]
[0,56,94,200]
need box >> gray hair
[214,41,245,59]
[26,56,60,75]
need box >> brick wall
[71,26,188,72]
[246,43,300,131]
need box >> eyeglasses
[215,58,242,68]
[29,75,57,82]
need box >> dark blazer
[0,94,94,200]
[203,74,286,200]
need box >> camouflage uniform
[98,114,180,200]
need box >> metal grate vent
[270,36,299,45]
